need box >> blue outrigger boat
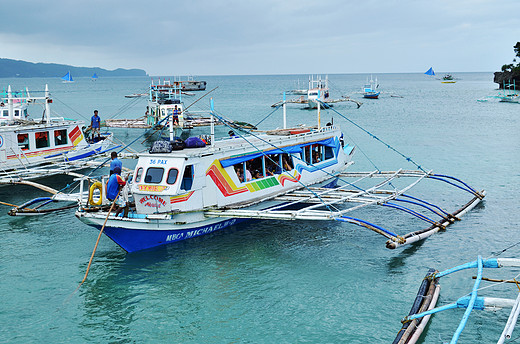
[394,257,520,344]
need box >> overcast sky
[2,0,519,76]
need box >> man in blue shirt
[106,167,126,201]
[90,110,101,139]
[110,151,122,175]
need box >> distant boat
[91,73,98,81]
[424,67,435,76]
[441,74,456,83]
[362,75,380,99]
[61,71,74,83]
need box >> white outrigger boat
[72,94,484,253]
[0,85,114,184]
[272,75,363,109]
[105,80,219,132]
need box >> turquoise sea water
[0,73,519,343]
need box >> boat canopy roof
[219,136,337,168]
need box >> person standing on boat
[106,167,126,201]
[110,151,122,175]
[106,167,129,216]
[173,105,180,125]
[91,110,101,139]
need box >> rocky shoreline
[494,71,520,89]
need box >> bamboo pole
[78,188,121,287]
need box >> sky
[1,0,519,76]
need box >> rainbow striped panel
[68,126,83,146]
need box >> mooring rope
[320,100,426,172]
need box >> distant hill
[0,58,147,78]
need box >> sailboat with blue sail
[61,71,74,83]
[424,67,435,76]
[91,73,98,81]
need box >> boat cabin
[130,126,353,215]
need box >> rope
[78,188,121,287]
[253,104,282,127]
[321,100,426,172]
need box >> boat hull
[79,213,247,252]
[363,92,380,99]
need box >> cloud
[1,0,519,74]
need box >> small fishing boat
[72,94,483,253]
[441,74,456,83]
[394,256,520,344]
[61,71,74,83]
[0,85,114,184]
[498,80,519,103]
[362,75,380,99]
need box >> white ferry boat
[74,96,483,253]
[76,123,354,252]
[0,85,113,181]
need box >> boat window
[1,110,8,117]
[35,131,49,149]
[281,154,293,172]
[180,165,193,190]
[144,167,164,184]
[135,167,143,183]
[167,168,179,185]
[311,145,322,164]
[14,109,20,117]
[303,146,311,164]
[54,129,68,146]
[324,146,334,160]
[17,134,29,150]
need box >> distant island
[494,42,519,89]
[0,58,147,78]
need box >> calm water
[1,73,519,343]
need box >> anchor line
[319,100,426,172]
[253,104,283,127]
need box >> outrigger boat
[394,257,520,344]
[272,75,363,109]
[441,74,456,84]
[0,85,114,184]
[106,80,219,132]
[362,75,380,99]
[70,93,484,253]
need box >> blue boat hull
[94,217,249,253]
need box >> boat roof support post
[210,98,215,146]
[45,84,51,123]
[7,85,14,121]
[317,90,321,129]
[283,92,287,129]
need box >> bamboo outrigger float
[394,257,520,344]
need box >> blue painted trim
[335,215,399,238]
[450,256,483,343]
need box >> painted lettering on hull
[165,219,237,242]
[139,195,167,208]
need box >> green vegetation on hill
[0,58,147,78]
[501,42,520,73]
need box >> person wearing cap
[110,151,122,175]
[228,130,236,138]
